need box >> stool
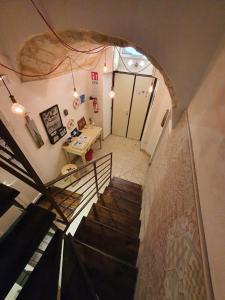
[61,164,79,184]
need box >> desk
[63,126,102,163]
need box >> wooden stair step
[74,217,139,265]
[0,183,22,217]
[105,186,142,207]
[61,235,98,300]
[0,204,55,299]
[17,230,63,300]
[88,203,140,239]
[109,177,142,203]
[49,187,81,208]
[73,239,137,300]
[100,188,141,218]
[38,187,81,222]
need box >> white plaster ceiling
[0,0,224,122]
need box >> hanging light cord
[0,76,12,96]
[69,56,76,89]
[0,46,107,78]
[71,49,104,71]
[29,0,105,54]
[0,56,69,78]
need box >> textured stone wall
[135,112,212,300]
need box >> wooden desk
[63,126,102,163]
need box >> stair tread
[109,177,142,203]
[17,230,63,300]
[88,203,140,238]
[0,183,20,217]
[38,187,81,222]
[74,217,139,265]
[0,204,55,299]
[104,186,141,208]
[100,188,141,218]
[73,239,137,300]
[61,235,97,300]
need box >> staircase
[0,175,142,299]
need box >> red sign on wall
[91,72,98,81]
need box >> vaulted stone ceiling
[18,29,128,82]
[0,0,224,122]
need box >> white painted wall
[102,73,112,139]
[188,37,225,300]
[0,55,91,183]
[141,70,172,157]
[87,47,113,132]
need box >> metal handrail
[45,152,113,227]
[45,153,112,187]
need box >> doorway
[111,71,156,140]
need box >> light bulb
[148,85,153,94]
[103,63,108,73]
[109,89,115,98]
[11,102,25,115]
[139,60,145,67]
[128,60,133,66]
[73,88,79,98]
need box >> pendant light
[103,63,108,73]
[0,75,25,115]
[103,49,108,73]
[109,88,115,98]
[109,47,116,98]
[69,57,79,98]
[73,88,79,98]
[148,82,154,94]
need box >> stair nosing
[73,238,138,271]
[84,216,140,242]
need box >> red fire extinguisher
[93,97,98,113]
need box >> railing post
[93,161,99,196]
[110,153,113,181]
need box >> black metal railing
[0,119,113,229]
[44,153,112,228]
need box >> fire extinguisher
[93,97,99,113]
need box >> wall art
[40,105,67,144]
[25,114,44,148]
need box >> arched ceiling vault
[18,29,177,107]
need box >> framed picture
[77,116,86,130]
[40,105,67,144]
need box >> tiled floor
[63,134,149,235]
[91,134,149,185]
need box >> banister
[45,152,112,187]
[43,152,113,227]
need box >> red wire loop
[29,0,105,54]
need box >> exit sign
[91,72,98,81]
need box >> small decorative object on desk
[89,117,95,128]
[72,134,91,149]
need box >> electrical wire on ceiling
[0,47,106,78]
[29,0,106,54]
[70,50,104,71]
[0,56,69,78]
[0,0,151,79]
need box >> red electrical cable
[29,0,105,54]
[0,56,69,78]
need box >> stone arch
[17,28,177,108]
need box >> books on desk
[72,134,91,149]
